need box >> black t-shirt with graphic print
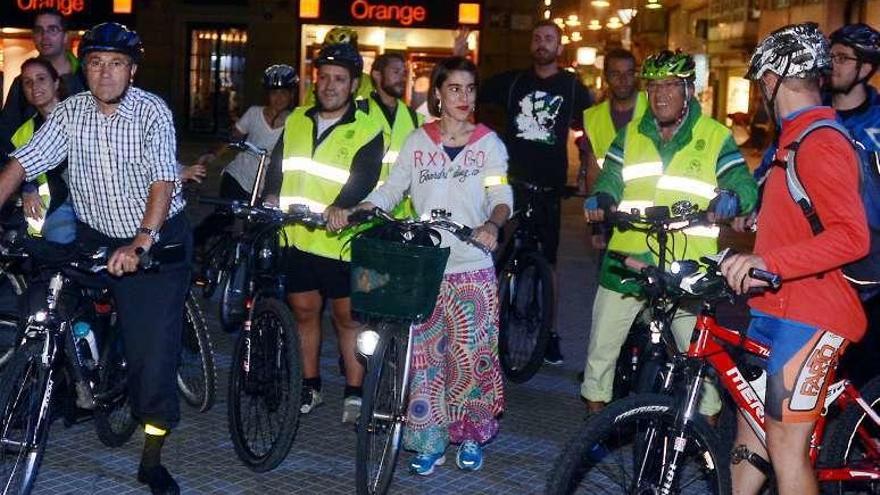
[480,68,593,189]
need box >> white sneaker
[300,386,323,414]
[342,395,362,424]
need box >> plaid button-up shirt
[11,87,184,238]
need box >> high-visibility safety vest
[367,95,423,218]
[279,104,383,261]
[11,117,50,235]
[607,114,729,263]
[583,92,648,169]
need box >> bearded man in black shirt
[479,20,594,365]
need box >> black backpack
[777,118,880,296]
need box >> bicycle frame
[687,307,880,481]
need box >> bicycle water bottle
[73,320,99,369]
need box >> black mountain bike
[494,181,556,383]
[194,140,271,333]
[0,239,184,495]
[203,198,325,472]
[348,207,489,495]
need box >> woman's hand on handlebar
[181,164,207,183]
[472,223,499,252]
[21,191,45,221]
[262,194,279,208]
[719,253,770,295]
[324,206,350,232]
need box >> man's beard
[532,49,556,66]
[382,82,404,99]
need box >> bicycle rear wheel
[546,394,730,495]
[177,294,216,412]
[94,329,138,448]
[228,297,302,472]
[355,323,411,495]
[498,252,553,383]
[0,342,50,495]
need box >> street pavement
[28,139,755,494]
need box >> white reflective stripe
[621,162,663,182]
[597,157,605,169]
[282,157,350,185]
[279,195,328,213]
[656,175,716,200]
[617,200,654,214]
[382,150,399,164]
[38,183,50,197]
[682,225,720,238]
[483,175,508,187]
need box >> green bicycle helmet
[641,49,696,80]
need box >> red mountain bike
[547,250,880,494]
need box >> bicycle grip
[748,268,781,290]
[347,209,374,224]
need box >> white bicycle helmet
[746,22,830,80]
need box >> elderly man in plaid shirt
[0,23,188,495]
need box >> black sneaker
[544,333,564,365]
[137,464,180,495]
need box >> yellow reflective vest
[602,115,729,292]
[11,117,50,235]
[279,103,383,261]
[583,92,648,168]
[367,94,423,218]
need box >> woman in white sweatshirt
[328,56,513,475]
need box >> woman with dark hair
[330,56,512,475]
[10,56,75,243]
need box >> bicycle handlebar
[606,208,712,235]
[227,139,267,157]
[348,207,489,253]
[196,196,326,228]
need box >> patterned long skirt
[402,267,506,455]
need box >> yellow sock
[144,424,167,437]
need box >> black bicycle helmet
[315,42,363,77]
[830,23,880,65]
[263,64,298,89]
[79,22,144,63]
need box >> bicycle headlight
[34,310,47,323]
[670,260,699,277]
[357,329,381,356]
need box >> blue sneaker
[410,452,445,476]
[456,441,484,471]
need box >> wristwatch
[136,227,160,244]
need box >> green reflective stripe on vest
[583,92,648,168]
[603,114,728,294]
[12,118,51,236]
[280,105,382,261]
[368,97,421,219]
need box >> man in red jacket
[722,23,870,495]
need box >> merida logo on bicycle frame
[726,367,765,420]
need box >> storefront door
[186,25,247,134]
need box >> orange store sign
[16,0,85,16]
[350,0,426,26]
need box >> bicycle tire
[355,323,409,495]
[228,297,302,472]
[498,252,554,383]
[0,271,27,370]
[94,329,138,448]
[0,342,50,495]
[219,262,248,333]
[198,236,233,299]
[177,294,216,412]
[820,375,880,494]
[546,393,731,495]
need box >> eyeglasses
[33,26,63,36]
[86,59,132,72]
[646,80,684,92]
[830,53,860,64]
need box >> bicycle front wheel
[498,252,553,383]
[228,298,302,472]
[0,342,50,495]
[546,394,730,495]
[177,294,216,412]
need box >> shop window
[186,26,247,134]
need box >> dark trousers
[77,213,192,430]
[193,174,251,248]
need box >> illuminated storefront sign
[300,0,481,28]
[5,0,133,28]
